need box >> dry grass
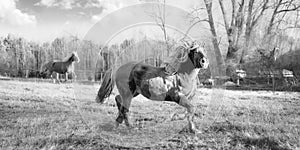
[0,80,299,149]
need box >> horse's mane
[164,45,189,72]
[62,51,78,62]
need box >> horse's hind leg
[178,95,200,134]
[115,95,124,127]
[50,74,54,84]
[49,72,57,84]
[56,73,62,84]
[115,94,133,128]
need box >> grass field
[0,80,299,149]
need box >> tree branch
[251,0,269,28]
[181,19,209,40]
[218,0,230,33]
[276,5,300,14]
[230,0,236,27]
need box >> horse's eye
[201,59,205,63]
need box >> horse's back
[116,61,168,82]
[131,62,167,80]
[52,61,74,74]
[115,61,167,95]
[115,62,138,82]
[42,61,54,71]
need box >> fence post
[272,75,275,92]
[25,70,29,78]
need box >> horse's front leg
[71,72,76,82]
[178,95,200,134]
[64,73,68,82]
[56,73,61,84]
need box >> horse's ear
[200,42,205,47]
[182,41,190,49]
[191,42,199,50]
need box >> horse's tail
[95,69,114,104]
[40,62,51,76]
[40,61,53,73]
[41,61,57,78]
[40,64,47,76]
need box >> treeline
[0,34,100,78]
[93,38,173,81]
[0,34,172,80]
[0,32,299,81]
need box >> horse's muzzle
[95,95,100,103]
[201,58,209,69]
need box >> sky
[0,0,210,43]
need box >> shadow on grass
[209,121,244,133]
[35,134,139,150]
[208,121,291,150]
[230,135,290,150]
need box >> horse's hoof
[191,129,202,134]
[187,123,201,134]
[125,123,136,130]
[171,113,186,121]
[188,126,202,134]
[114,122,120,129]
[126,125,133,129]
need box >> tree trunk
[267,0,282,35]
[219,0,235,59]
[204,0,226,84]
[225,0,245,60]
[240,0,255,63]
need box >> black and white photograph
[0,0,299,149]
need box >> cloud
[0,0,37,26]
[90,0,132,23]
[34,0,56,7]
[35,0,134,10]
[84,0,124,8]
[84,0,102,8]
[35,0,123,10]
[35,0,75,10]
[89,0,201,23]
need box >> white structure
[236,69,246,85]
[282,69,294,78]
[282,69,296,85]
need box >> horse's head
[164,41,209,74]
[71,51,80,63]
[183,41,209,69]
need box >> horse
[41,51,80,83]
[95,41,209,133]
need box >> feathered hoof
[114,121,120,129]
[125,124,134,130]
[190,128,202,134]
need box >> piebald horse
[95,41,209,133]
[41,51,80,83]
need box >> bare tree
[203,0,226,83]
[241,0,270,62]
[266,0,300,35]
[148,0,171,55]
[218,0,269,62]
[218,0,246,60]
